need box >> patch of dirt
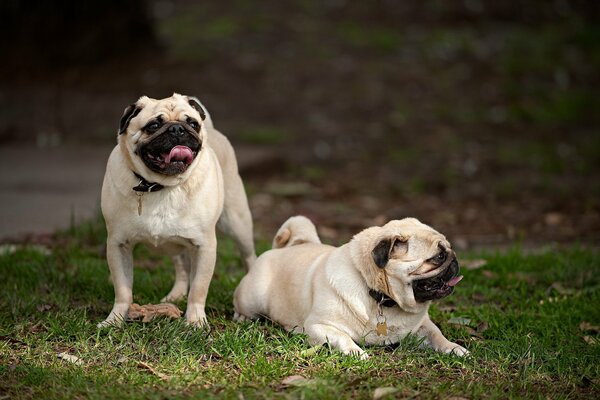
[1,0,598,248]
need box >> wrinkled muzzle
[412,256,462,302]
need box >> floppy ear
[372,238,392,268]
[187,97,206,121]
[118,103,142,135]
[371,236,407,268]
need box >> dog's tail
[272,216,321,249]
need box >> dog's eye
[146,122,160,132]
[187,118,199,131]
[433,252,446,264]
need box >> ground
[0,223,599,399]
[0,1,598,247]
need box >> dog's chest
[127,191,205,247]
[362,312,425,346]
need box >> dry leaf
[299,345,322,357]
[448,317,472,326]
[57,352,83,366]
[127,303,183,322]
[37,304,53,312]
[546,282,575,296]
[138,361,169,380]
[579,322,599,333]
[373,387,399,400]
[582,336,598,346]
[481,270,497,279]
[281,375,308,387]
[476,321,489,333]
[463,259,487,270]
[544,212,564,226]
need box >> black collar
[368,289,398,308]
[132,172,164,192]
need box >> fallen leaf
[481,270,497,279]
[127,303,183,322]
[462,259,487,270]
[0,335,27,347]
[57,352,83,366]
[448,317,472,326]
[373,387,399,400]
[546,282,575,296]
[476,321,489,333]
[582,336,598,346]
[544,212,564,226]
[281,375,308,387]
[579,322,599,333]
[299,345,322,357]
[137,361,169,380]
[37,304,53,312]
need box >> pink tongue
[163,146,194,165]
[447,275,463,287]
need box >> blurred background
[0,0,598,249]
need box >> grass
[1,219,599,399]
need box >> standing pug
[234,217,467,359]
[99,93,256,328]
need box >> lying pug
[99,93,256,328]
[234,217,467,359]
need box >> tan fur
[99,93,256,328]
[272,215,321,248]
[234,216,468,359]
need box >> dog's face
[356,218,462,311]
[117,93,207,177]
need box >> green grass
[1,221,599,399]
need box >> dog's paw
[233,312,248,322]
[342,346,369,360]
[97,315,125,329]
[185,305,208,329]
[445,343,469,357]
[160,294,186,303]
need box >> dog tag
[376,321,388,336]
[137,193,143,216]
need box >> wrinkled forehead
[385,219,450,253]
[138,95,197,121]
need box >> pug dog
[233,217,467,359]
[99,93,256,328]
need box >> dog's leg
[416,316,469,356]
[185,232,218,327]
[161,254,190,303]
[305,323,369,359]
[98,239,134,328]
[218,174,257,270]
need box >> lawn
[1,220,599,399]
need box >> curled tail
[272,216,321,249]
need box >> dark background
[1,0,599,248]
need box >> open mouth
[412,258,462,302]
[140,134,201,175]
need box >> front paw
[444,343,469,357]
[342,346,369,360]
[185,305,208,328]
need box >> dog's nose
[168,124,185,137]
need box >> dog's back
[272,215,321,249]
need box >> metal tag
[376,321,388,336]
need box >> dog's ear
[187,97,206,121]
[118,103,142,135]
[372,236,408,268]
[273,228,291,249]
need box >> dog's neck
[368,288,397,308]
[132,172,164,192]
